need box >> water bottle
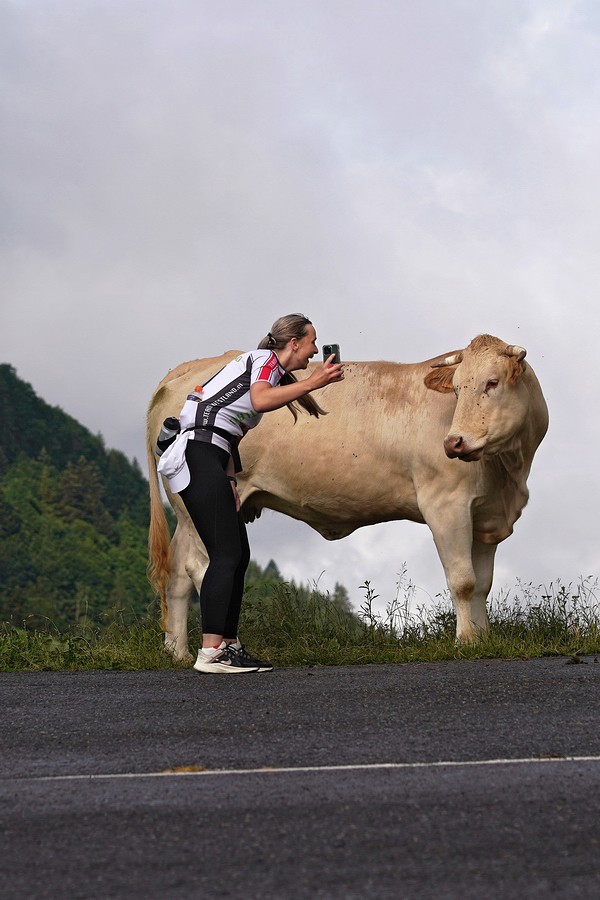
[156,416,181,457]
[186,385,203,402]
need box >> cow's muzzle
[444,434,484,461]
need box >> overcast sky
[2,0,599,613]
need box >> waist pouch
[156,419,241,472]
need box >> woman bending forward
[160,314,344,673]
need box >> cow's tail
[147,424,171,631]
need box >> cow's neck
[483,434,529,482]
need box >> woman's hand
[226,460,241,512]
[306,355,345,390]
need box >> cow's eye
[485,379,498,393]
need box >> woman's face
[290,325,318,369]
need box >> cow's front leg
[470,540,496,635]
[426,513,479,643]
[163,524,195,661]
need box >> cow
[147,334,548,660]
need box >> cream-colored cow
[147,335,548,660]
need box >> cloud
[1,0,599,611]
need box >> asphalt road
[1,657,600,899]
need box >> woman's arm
[250,358,344,413]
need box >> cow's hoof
[164,641,193,664]
[455,633,478,645]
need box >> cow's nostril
[444,434,464,457]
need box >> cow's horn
[506,345,527,362]
[431,352,463,368]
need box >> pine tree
[49,457,115,537]
[264,559,282,580]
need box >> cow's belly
[242,464,425,539]
[245,490,426,539]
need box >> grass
[1,574,599,672]
[0,616,181,672]
[236,573,600,667]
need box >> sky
[1,0,600,614]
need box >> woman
[165,314,344,674]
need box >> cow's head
[424,334,528,461]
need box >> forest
[0,364,352,631]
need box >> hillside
[0,364,148,527]
[0,364,153,629]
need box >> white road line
[28,755,600,782]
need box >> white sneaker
[193,642,224,672]
[193,643,258,674]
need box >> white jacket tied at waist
[156,430,193,493]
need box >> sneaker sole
[193,661,258,673]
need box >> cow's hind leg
[163,524,196,661]
[470,540,496,635]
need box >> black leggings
[178,440,250,638]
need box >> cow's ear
[424,367,455,393]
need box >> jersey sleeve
[250,351,283,386]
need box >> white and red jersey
[178,350,285,456]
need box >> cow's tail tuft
[147,425,171,631]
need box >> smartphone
[322,343,341,364]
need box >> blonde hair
[258,314,326,421]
